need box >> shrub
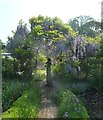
[2,57,14,78]
[2,86,41,118]
[52,90,63,105]
[69,82,90,94]
[34,69,46,81]
[52,62,77,82]
[2,79,31,112]
[58,90,90,119]
[89,66,102,90]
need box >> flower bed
[58,90,90,119]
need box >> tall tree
[29,15,76,85]
[6,20,34,79]
[69,15,101,37]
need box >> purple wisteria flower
[63,112,69,118]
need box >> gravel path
[38,81,57,118]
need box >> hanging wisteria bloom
[64,64,72,73]
[86,43,98,56]
[72,55,77,61]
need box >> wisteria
[7,23,29,51]
[43,34,99,76]
[2,14,101,119]
[63,112,69,118]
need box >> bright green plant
[2,85,41,118]
[34,69,46,81]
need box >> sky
[0,0,101,43]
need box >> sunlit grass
[2,85,41,118]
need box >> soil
[78,89,103,119]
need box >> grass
[57,90,90,119]
[2,69,45,113]
[2,78,31,112]
[2,85,41,118]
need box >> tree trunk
[46,58,52,86]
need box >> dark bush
[2,57,14,78]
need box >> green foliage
[2,79,31,112]
[69,15,100,37]
[6,22,34,79]
[68,82,90,94]
[32,25,43,37]
[2,57,14,78]
[0,40,6,52]
[79,38,101,90]
[84,36,101,44]
[52,62,67,80]
[52,62,64,75]
[52,90,63,105]
[2,14,102,119]
[57,90,90,119]
[34,70,46,81]
[52,61,78,82]
[2,86,41,118]
[36,53,47,68]
[88,66,102,89]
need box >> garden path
[38,80,60,118]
